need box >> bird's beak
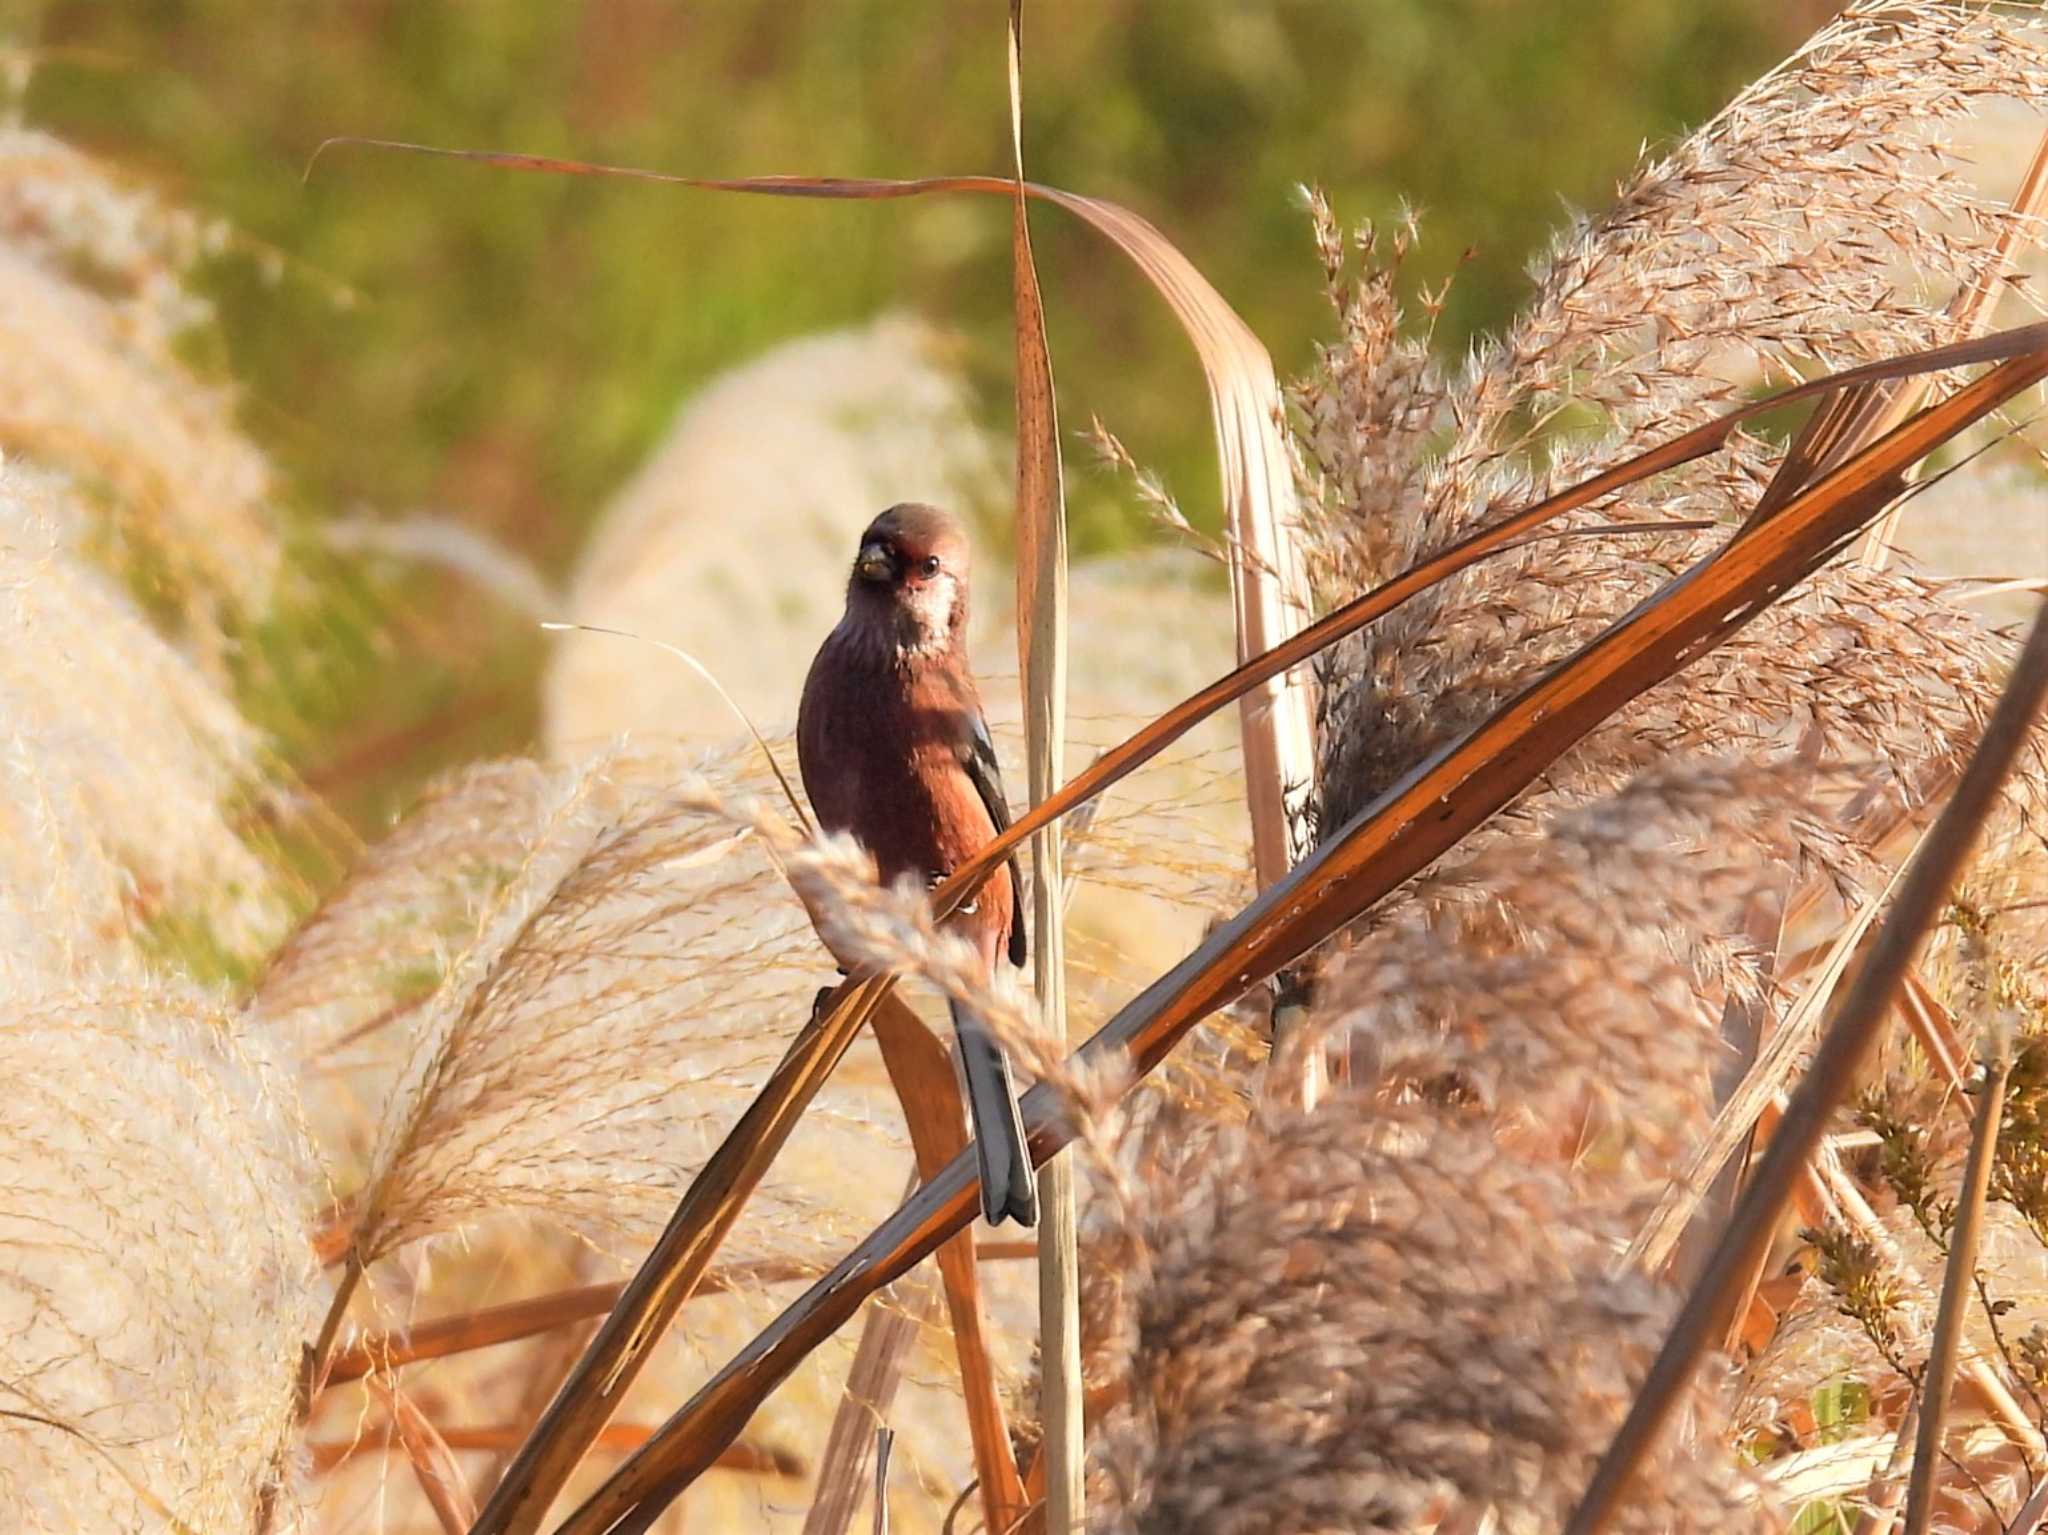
[854,541,897,585]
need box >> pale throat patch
[896,574,960,657]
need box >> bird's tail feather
[950,999,1038,1228]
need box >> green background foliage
[10,0,1830,818]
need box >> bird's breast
[797,639,996,889]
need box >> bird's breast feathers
[797,636,997,882]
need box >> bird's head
[843,502,971,659]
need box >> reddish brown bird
[797,503,1038,1227]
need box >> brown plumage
[797,503,1037,1226]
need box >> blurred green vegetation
[11,0,1829,821]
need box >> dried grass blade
[1002,10,1084,1534]
[323,1260,817,1390]
[1564,598,2048,1535]
[1038,190,1316,887]
[309,133,2048,906]
[932,321,2048,914]
[1860,124,2048,566]
[1902,1045,2013,1534]
[1628,850,1912,1274]
[315,1430,798,1477]
[467,975,891,1535]
[369,1379,480,1535]
[870,998,1025,1529]
[1813,1149,2045,1467]
[545,292,2048,1535]
[801,1176,930,1535]
[1898,972,1970,1104]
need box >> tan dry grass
[15,6,2048,1532]
[0,968,317,1534]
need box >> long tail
[950,999,1038,1228]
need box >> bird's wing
[960,709,1028,968]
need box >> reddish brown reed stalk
[466,974,891,1535]
[551,321,2048,1535]
[312,1428,801,1478]
[1901,1043,2014,1534]
[367,1379,479,1535]
[322,1259,819,1390]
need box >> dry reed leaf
[1004,9,1084,1534]
[1900,1040,2012,1532]
[1308,1,2048,840]
[310,134,1325,886]
[319,82,2048,903]
[546,332,2048,1531]
[0,969,317,1534]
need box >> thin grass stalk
[1860,123,2048,567]
[1630,854,1913,1272]
[313,1431,799,1477]
[1902,1045,2016,1535]
[1899,972,1972,1105]
[1564,599,2048,1535]
[1850,1401,1918,1535]
[300,1249,365,1408]
[467,974,891,1535]
[324,1262,817,1389]
[369,1378,479,1535]
[1003,11,1082,1535]
[548,314,2048,1535]
[1810,1147,2045,1467]
[800,1172,929,1535]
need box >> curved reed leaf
[546,320,2048,1535]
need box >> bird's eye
[920,555,942,577]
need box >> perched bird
[797,503,1038,1227]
